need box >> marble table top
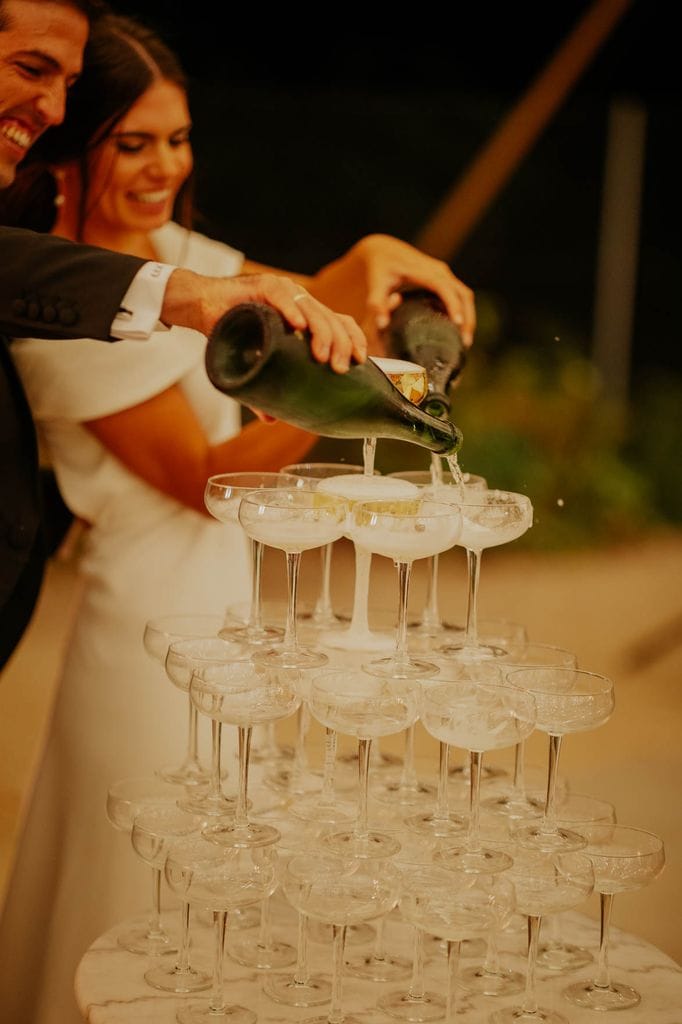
[76,904,682,1023]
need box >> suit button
[42,305,57,323]
[12,299,27,316]
[7,522,31,550]
[27,301,41,320]
[58,307,78,326]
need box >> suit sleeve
[0,226,147,341]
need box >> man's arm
[1,227,366,370]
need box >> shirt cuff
[110,262,177,340]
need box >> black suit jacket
[1,227,147,668]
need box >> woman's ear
[50,162,81,239]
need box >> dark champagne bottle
[205,303,462,455]
[382,289,466,418]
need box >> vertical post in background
[592,98,647,402]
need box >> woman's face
[84,78,193,237]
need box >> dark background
[113,0,678,380]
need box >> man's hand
[161,269,367,373]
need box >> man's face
[0,0,88,187]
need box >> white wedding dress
[0,223,251,1024]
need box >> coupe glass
[389,468,487,639]
[563,824,665,1011]
[165,637,249,816]
[165,835,279,1024]
[347,497,462,678]
[191,660,300,847]
[281,461,366,628]
[105,776,182,955]
[406,659,503,841]
[204,471,302,645]
[308,668,419,858]
[426,674,537,874]
[316,474,419,652]
[131,805,210,993]
[508,668,615,851]
[143,613,225,785]
[484,643,578,820]
[238,488,347,669]
[438,489,533,660]
[282,851,402,1024]
[401,862,515,1024]
[489,849,594,1024]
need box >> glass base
[563,979,641,1011]
[433,845,513,875]
[345,951,412,983]
[252,645,328,670]
[320,627,395,652]
[290,794,355,825]
[219,621,283,646]
[144,961,211,993]
[404,810,466,839]
[263,971,332,1007]
[158,761,211,787]
[178,791,238,817]
[117,924,176,956]
[202,821,281,849]
[228,937,297,970]
[321,829,401,859]
[460,964,525,997]
[374,777,437,809]
[482,790,544,821]
[448,761,508,781]
[378,989,447,1023]
[362,655,439,679]
[489,1007,569,1024]
[437,641,507,661]
[177,1002,256,1024]
[424,934,486,958]
[513,822,587,853]
[537,941,593,972]
[302,1016,365,1024]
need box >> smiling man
[0,0,89,187]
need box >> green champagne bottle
[205,303,462,455]
[382,289,466,418]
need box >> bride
[0,12,475,1023]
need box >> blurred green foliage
[311,291,682,550]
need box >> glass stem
[283,550,302,653]
[422,554,441,629]
[483,925,500,974]
[320,727,337,804]
[512,738,526,795]
[468,749,483,851]
[464,548,481,647]
[357,737,372,840]
[148,866,163,936]
[394,560,413,667]
[408,927,426,1000]
[293,911,311,986]
[209,910,227,1012]
[543,733,563,831]
[258,896,272,951]
[522,915,542,1015]
[235,725,252,829]
[435,741,450,820]
[595,891,615,989]
[314,543,334,620]
[210,720,223,799]
[328,924,348,1024]
[445,939,461,1024]
[249,538,264,629]
[187,697,199,765]
[176,901,192,973]
[349,547,372,634]
[373,917,386,963]
[399,723,418,790]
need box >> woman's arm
[85,384,317,515]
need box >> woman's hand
[161,269,366,373]
[309,234,476,352]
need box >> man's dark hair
[0,0,108,31]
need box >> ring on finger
[293,292,308,302]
